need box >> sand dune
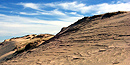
[0,11,130,65]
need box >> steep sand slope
[1,11,130,65]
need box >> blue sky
[0,0,130,42]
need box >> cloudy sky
[0,0,130,42]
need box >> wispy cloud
[91,2,130,15]
[44,2,88,14]
[19,8,66,16]
[0,14,73,26]
[18,1,130,15]
[38,9,66,16]
[19,12,38,15]
[0,16,61,36]
[0,14,83,37]
[0,5,7,8]
[17,3,42,10]
[44,1,130,14]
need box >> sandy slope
[0,34,54,62]
[1,11,130,65]
[0,51,16,62]
[0,41,16,58]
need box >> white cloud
[19,12,38,15]
[44,2,88,13]
[17,1,130,15]
[19,9,66,16]
[17,3,41,10]
[0,14,72,26]
[91,2,130,15]
[0,21,61,36]
[65,12,82,16]
[51,9,66,15]
[40,9,66,15]
[44,1,130,14]
[17,2,89,13]
[58,16,83,23]
[69,12,77,15]
[0,14,83,37]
